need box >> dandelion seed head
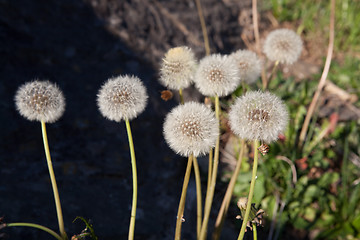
[230,50,262,84]
[159,46,197,90]
[97,75,148,122]
[263,28,303,65]
[194,54,240,97]
[163,102,219,157]
[15,80,65,123]
[229,91,288,143]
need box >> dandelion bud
[97,75,148,122]
[159,46,197,90]
[15,80,65,123]
[229,91,288,143]
[194,54,240,97]
[163,102,219,157]
[230,50,262,84]
[263,28,303,65]
[237,197,248,210]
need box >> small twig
[298,0,335,148]
[252,0,260,56]
[153,0,203,47]
[195,0,211,55]
[276,156,297,185]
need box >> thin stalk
[264,61,279,90]
[252,223,258,240]
[213,139,245,240]
[125,119,138,240]
[298,0,335,148]
[179,88,184,104]
[238,140,259,240]
[6,223,63,240]
[195,0,210,56]
[193,156,203,238]
[175,155,194,240]
[252,0,260,56]
[41,121,66,240]
[199,95,220,240]
[207,148,213,197]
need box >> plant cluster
[2,0,360,240]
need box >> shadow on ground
[0,0,253,239]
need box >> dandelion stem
[41,121,67,240]
[298,0,335,148]
[199,95,220,240]
[125,119,138,240]
[264,60,279,90]
[6,223,63,240]
[195,0,210,56]
[213,139,245,240]
[207,148,213,199]
[252,223,258,240]
[179,88,184,104]
[175,155,193,240]
[238,140,259,240]
[193,156,203,238]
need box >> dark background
[0,0,252,239]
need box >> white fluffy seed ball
[15,80,66,123]
[229,91,288,143]
[159,46,197,90]
[194,54,240,97]
[230,50,262,84]
[163,102,219,157]
[97,75,148,122]
[263,28,303,65]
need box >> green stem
[252,223,257,240]
[174,155,194,240]
[6,222,63,240]
[213,139,245,240]
[206,148,213,200]
[41,121,67,240]
[237,140,259,240]
[179,88,184,104]
[264,60,279,90]
[193,156,203,238]
[199,95,220,240]
[125,120,138,240]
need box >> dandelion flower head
[230,50,262,84]
[15,80,65,123]
[97,75,148,122]
[229,91,288,143]
[263,28,303,65]
[194,54,240,97]
[159,46,197,90]
[163,102,219,157]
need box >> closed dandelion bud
[194,54,240,97]
[97,75,148,122]
[236,197,265,228]
[230,50,262,84]
[229,91,288,143]
[159,46,197,90]
[237,197,248,211]
[15,80,65,123]
[263,28,303,65]
[163,102,219,157]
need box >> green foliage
[72,217,98,240]
[262,0,360,52]
[232,70,360,239]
